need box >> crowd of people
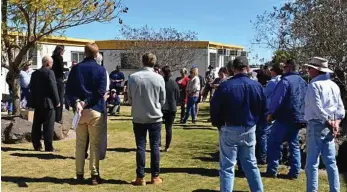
[4,41,344,192]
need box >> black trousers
[55,78,64,122]
[180,103,186,122]
[162,111,176,149]
[32,107,55,151]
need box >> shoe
[34,146,43,151]
[131,177,146,186]
[263,172,277,178]
[192,120,197,124]
[45,148,60,152]
[74,174,84,184]
[164,148,170,152]
[151,176,163,185]
[285,174,298,180]
[91,175,102,185]
[258,159,266,165]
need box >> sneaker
[285,174,298,180]
[91,175,102,185]
[164,148,170,152]
[131,177,146,186]
[263,172,277,178]
[151,176,163,185]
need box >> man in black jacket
[29,56,60,152]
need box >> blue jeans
[266,120,301,177]
[133,122,162,178]
[183,96,198,123]
[219,125,263,192]
[306,120,340,192]
[256,123,271,163]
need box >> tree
[116,25,199,71]
[271,50,292,65]
[1,0,128,115]
[253,0,347,105]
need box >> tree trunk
[11,72,21,116]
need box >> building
[1,35,245,95]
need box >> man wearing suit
[29,56,60,152]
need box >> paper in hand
[72,111,81,130]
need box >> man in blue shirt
[266,59,307,179]
[20,63,34,108]
[211,56,266,192]
[109,65,125,95]
[66,43,107,185]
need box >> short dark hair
[219,67,228,75]
[285,59,297,70]
[270,65,283,75]
[142,53,157,67]
[233,56,249,71]
[161,65,171,78]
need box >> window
[121,53,140,69]
[209,53,216,68]
[71,52,84,63]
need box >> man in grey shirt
[128,52,166,186]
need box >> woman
[175,68,189,123]
[182,67,200,124]
[211,67,228,90]
[161,66,179,152]
[51,45,67,123]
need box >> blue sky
[65,0,285,64]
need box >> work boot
[151,176,163,185]
[91,175,102,185]
[131,177,146,186]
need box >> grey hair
[42,55,53,66]
[95,53,103,65]
[180,68,188,75]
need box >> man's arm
[268,79,289,117]
[127,77,133,105]
[336,88,345,120]
[210,82,224,128]
[159,77,166,106]
[48,70,60,106]
[259,86,268,126]
[84,67,107,107]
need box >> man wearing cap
[211,56,265,192]
[304,57,344,192]
[203,65,215,101]
[266,59,307,179]
[109,65,125,95]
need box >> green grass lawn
[2,103,347,192]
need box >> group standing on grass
[27,42,344,192]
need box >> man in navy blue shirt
[211,56,266,192]
[109,65,125,95]
[265,59,307,179]
[66,43,107,185]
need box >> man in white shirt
[128,53,166,186]
[304,57,345,192]
[20,63,34,108]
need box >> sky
[65,0,285,64]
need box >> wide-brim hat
[304,57,333,73]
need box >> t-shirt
[109,70,125,87]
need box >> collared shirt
[128,67,166,124]
[210,73,267,128]
[269,73,292,114]
[20,69,33,88]
[264,75,281,110]
[304,74,345,123]
[109,70,125,87]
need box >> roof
[95,40,244,50]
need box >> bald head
[42,55,53,69]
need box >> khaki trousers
[75,109,103,176]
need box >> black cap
[233,56,249,70]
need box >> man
[304,57,344,192]
[266,59,307,179]
[211,56,265,192]
[203,65,215,101]
[256,64,283,164]
[109,65,125,95]
[128,53,165,186]
[66,43,107,185]
[29,56,60,152]
[20,62,34,108]
[64,61,78,110]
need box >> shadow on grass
[193,152,219,162]
[1,176,129,187]
[193,190,247,192]
[145,167,218,177]
[10,153,75,160]
[109,118,133,121]
[107,147,136,153]
[1,147,33,152]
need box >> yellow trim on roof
[95,40,244,50]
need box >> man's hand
[56,103,61,108]
[333,120,341,138]
[76,101,86,114]
[267,114,273,123]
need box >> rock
[1,110,74,144]
[1,117,32,144]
